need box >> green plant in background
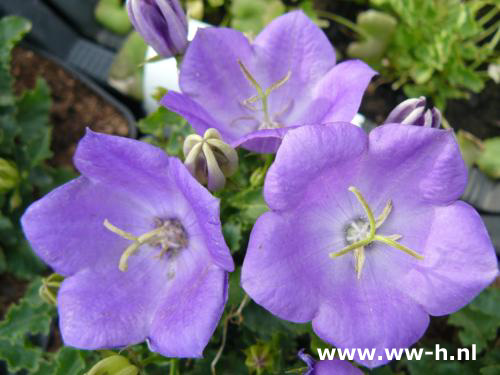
[0,16,74,279]
[347,0,499,109]
[95,0,132,35]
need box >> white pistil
[330,186,424,279]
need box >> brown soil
[0,274,27,320]
[11,47,130,167]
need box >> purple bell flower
[298,349,362,375]
[242,123,498,367]
[384,96,441,128]
[161,11,376,153]
[21,130,233,357]
[127,0,188,57]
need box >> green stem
[169,358,179,375]
[316,10,371,39]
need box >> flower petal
[21,176,150,276]
[286,60,376,125]
[400,201,498,316]
[264,123,368,210]
[312,281,429,368]
[315,359,363,375]
[161,91,226,140]
[242,211,321,322]
[231,127,295,153]
[366,124,467,205]
[58,259,164,349]
[74,129,172,200]
[176,27,256,141]
[254,10,336,91]
[170,158,234,272]
[147,262,227,357]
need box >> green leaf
[228,267,245,307]
[347,10,397,63]
[448,288,500,352]
[230,0,285,35]
[109,31,147,100]
[94,0,132,35]
[227,187,268,225]
[477,137,500,179]
[54,347,87,375]
[4,239,46,279]
[15,78,53,167]
[457,130,483,167]
[0,16,31,107]
[0,337,43,372]
[0,278,54,341]
[222,220,243,253]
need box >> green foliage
[109,31,148,100]
[95,0,132,35]
[0,16,75,279]
[349,0,499,109]
[448,287,500,353]
[230,0,286,35]
[476,137,500,179]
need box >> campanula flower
[384,96,441,128]
[127,0,188,57]
[298,350,362,375]
[21,130,233,357]
[161,11,376,153]
[242,123,498,367]
[183,128,238,191]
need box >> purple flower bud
[384,96,442,128]
[127,0,188,57]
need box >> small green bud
[0,158,20,193]
[39,273,64,305]
[87,354,139,375]
[183,128,239,191]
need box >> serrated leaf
[0,16,31,107]
[448,288,500,352]
[0,278,54,341]
[54,347,86,375]
[0,337,42,372]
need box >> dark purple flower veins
[233,61,293,131]
[104,216,189,272]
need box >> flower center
[331,186,424,279]
[235,60,292,130]
[103,217,188,272]
[345,218,370,245]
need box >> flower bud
[126,0,188,58]
[383,96,441,128]
[86,355,139,375]
[0,158,20,193]
[39,273,64,305]
[183,128,238,192]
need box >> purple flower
[298,350,362,375]
[384,96,441,128]
[242,123,498,367]
[127,0,188,57]
[21,130,233,357]
[161,11,376,153]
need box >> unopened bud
[0,158,20,193]
[87,354,139,375]
[39,273,64,305]
[126,0,188,58]
[383,96,441,128]
[183,128,238,192]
